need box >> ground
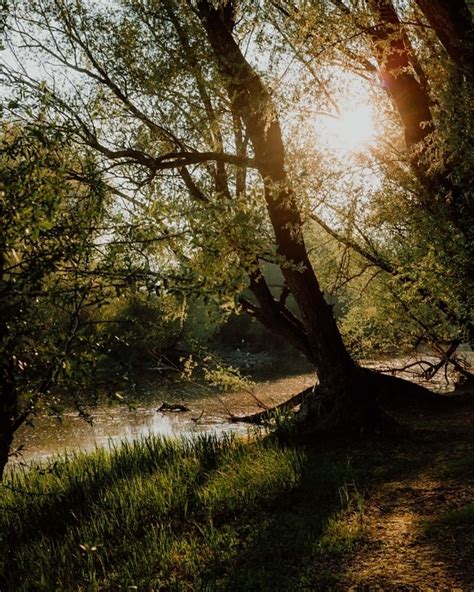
[211,364,474,591]
[2,359,474,591]
[316,393,474,591]
[195,368,474,590]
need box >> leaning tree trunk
[195,0,430,434]
[414,0,474,80]
[366,0,434,147]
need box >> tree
[363,0,473,348]
[2,0,450,444]
[268,0,474,364]
[0,122,112,478]
[414,0,474,79]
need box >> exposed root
[360,367,450,410]
[228,386,313,424]
[297,383,401,439]
[229,365,459,435]
[449,374,474,404]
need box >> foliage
[0,0,472,459]
[97,291,223,372]
[0,122,112,425]
[3,0,471,365]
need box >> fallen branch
[229,386,313,424]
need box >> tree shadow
[198,407,474,592]
[199,436,429,591]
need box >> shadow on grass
[0,435,396,591]
[196,437,431,591]
[209,419,474,591]
[2,414,473,591]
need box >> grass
[0,433,370,591]
[441,452,474,482]
[4,401,473,592]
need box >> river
[11,350,472,467]
[12,372,315,466]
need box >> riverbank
[12,370,315,466]
[13,351,472,466]
[2,393,474,590]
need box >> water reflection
[13,403,250,466]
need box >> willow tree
[0,123,113,478]
[3,0,445,439]
[363,0,473,349]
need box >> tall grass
[0,434,364,591]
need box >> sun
[318,105,376,155]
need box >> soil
[336,395,474,591]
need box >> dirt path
[345,474,472,590]
[340,402,474,591]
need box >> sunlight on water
[13,402,250,467]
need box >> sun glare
[318,105,376,155]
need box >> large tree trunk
[230,365,447,435]
[195,1,353,378]
[414,0,474,80]
[297,369,399,436]
[0,427,14,481]
[195,0,405,433]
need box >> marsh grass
[0,433,368,591]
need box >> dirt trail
[341,400,474,591]
[345,474,472,590]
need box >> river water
[12,404,249,467]
[12,372,314,466]
[11,351,472,468]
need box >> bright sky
[318,105,376,155]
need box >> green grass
[3,422,473,591]
[440,452,474,482]
[0,434,370,591]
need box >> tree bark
[242,268,316,365]
[0,428,13,481]
[297,365,450,436]
[414,0,474,80]
[0,221,17,479]
[366,0,434,147]
[229,386,312,424]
